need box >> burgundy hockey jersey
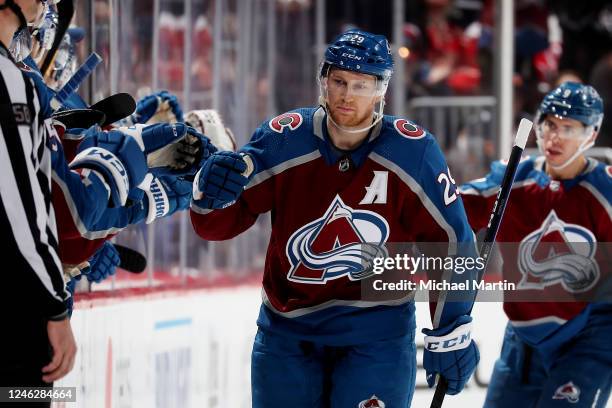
[191,107,478,345]
[461,156,612,348]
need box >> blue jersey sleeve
[50,128,116,239]
[416,137,479,327]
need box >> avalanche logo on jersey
[269,112,303,133]
[358,395,385,408]
[286,196,389,284]
[393,119,425,139]
[552,381,580,403]
[518,210,599,293]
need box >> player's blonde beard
[318,82,387,135]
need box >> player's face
[539,115,593,167]
[324,68,381,129]
[15,0,45,23]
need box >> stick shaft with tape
[50,52,102,110]
[430,119,533,408]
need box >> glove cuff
[424,320,473,353]
[117,124,146,150]
[144,177,170,223]
[192,166,205,200]
[70,147,130,206]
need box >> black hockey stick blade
[114,244,147,274]
[430,119,533,408]
[51,108,106,129]
[90,93,136,127]
[41,0,75,76]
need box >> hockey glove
[84,241,121,283]
[137,176,193,224]
[71,126,148,207]
[126,90,184,124]
[118,123,216,177]
[193,151,253,209]
[422,315,480,395]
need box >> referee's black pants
[0,315,52,408]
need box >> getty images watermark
[370,254,516,292]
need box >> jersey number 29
[437,168,458,206]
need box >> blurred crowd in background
[68,0,612,290]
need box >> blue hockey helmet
[537,82,604,131]
[321,29,394,83]
[535,82,604,170]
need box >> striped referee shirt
[0,42,68,320]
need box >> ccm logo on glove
[424,321,472,352]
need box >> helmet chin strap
[537,135,595,171]
[318,90,386,135]
[323,102,385,134]
[0,0,27,32]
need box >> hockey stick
[429,118,533,408]
[62,244,146,282]
[50,52,103,110]
[90,92,136,127]
[114,244,147,274]
[51,108,106,129]
[53,92,136,128]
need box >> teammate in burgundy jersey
[191,29,480,407]
[461,82,611,407]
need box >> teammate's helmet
[7,0,61,62]
[537,82,604,131]
[535,82,604,170]
[321,29,394,84]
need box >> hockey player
[10,18,210,266]
[7,5,214,302]
[460,82,611,407]
[190,29,480,406]
[0,0,76,393]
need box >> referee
[0,0,76,404]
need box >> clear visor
[37,8,58,50]
[53,36,72,70]
[535,114,593,141]
[320,75,386,98]
[29,2,49,29]
[317,64,388,134]
[319,65,388,99]
[48,40,76,90]
[9,29,32,61]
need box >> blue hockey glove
[127,90,184,124]
[71,126,148,207]
[84,241,121,283]
[118,123,216,177]
[136,176,192,224]
[422,315,480,395]
[193,151,253,209]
